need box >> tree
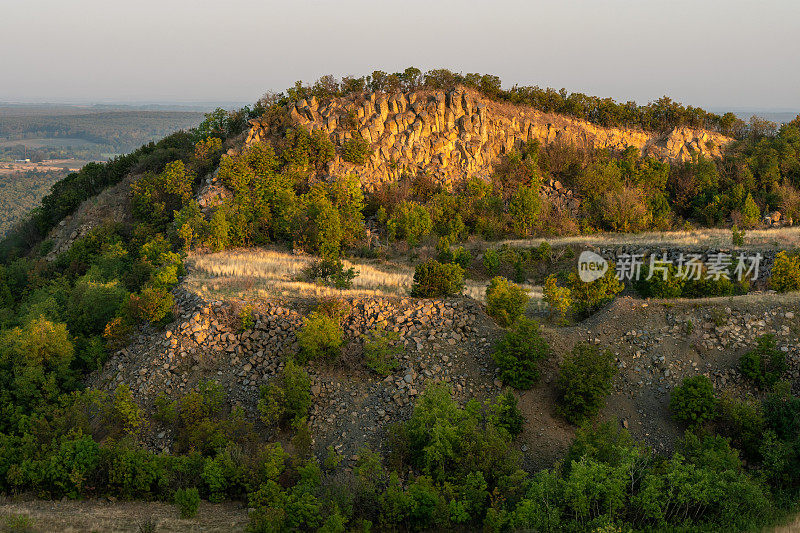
[543,275,572,325]
[509,185,541,236]
[485,276,529,327]
[769,251,800,293]
[387,201,433,247]
[556,344,617,424]
[0,316,75,408]
[410,260,464,297]
[741,193,761,228]
[492,318,550,389]
[670,375,716,427]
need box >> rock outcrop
[246,87,732,190]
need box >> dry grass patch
[185,249,545,309]
[498,226,800,250]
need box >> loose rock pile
[92,287,505,456]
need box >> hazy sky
[1,0,798,110]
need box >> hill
[1,70,800,532]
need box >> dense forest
[0,169,66,237]
[0,70,800,532]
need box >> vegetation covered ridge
[0,68,800,533]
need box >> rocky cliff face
[246,87,732,190]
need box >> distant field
[0,137,105,149]
[0,104,210,236]
[0,105,207,161]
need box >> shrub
[568,266,623,320]
[113,383,144,436]
[296,311,342,363]
[410,260,464,297]
[363,327,402,377]
[715,393,764,461]
[770,251,800,293]
[732,225,745,246]
[175,487,201,518]
[509,185,541,236]
[401,384,519,484]
[302,257,358,289]
[556,344,617,425]
[739,335,786,388]
[543,275,572,325]
[634,263,685,298]
[670,375,716,427]
[66,277,128,336]
[387,201,433,247]
[125,286,174,324]
[258,358,312,428]
[238,304,254,331]
[482,249,500,275]
[492,318,550,389]
[437,245,472,270]
[341,135,371,164]
[495,390,525,437]
[485,276,529,327]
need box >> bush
[125,286,174,324]
[543,275,572,325]
[302,257,358,289]
[341,135,371,164]
[739,335,786,388]
[410,260,464,297]
[387,201,433,247]
[66,277,128,336]
[670,375,716,427]
[437,245,472,270]
[633,264,685,298]
[363,327,402,377]
[556,344,617,425]
[482,249,500,275]
[495,390,524,437]
[296,311,342,363]
[485,276,530,327]
[238,304,254,331]
[492,318,550,389]
[568,266,623,320]
[770,251,800,293]
[175,487,201,518]
[509,185,541,236]
[732,225,745,246]
[258,358,312,428]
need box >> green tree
[0,316,75,409]
[509,185,541,236]
[410,260,464,297]
[387,201,433,247]
[556,343,617,425]
[492,318,550,389]
[670,375,716,427]
[741,193,761,228]
[485,276,530,327]
[296,311,342,363]
[769,251,800,292]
